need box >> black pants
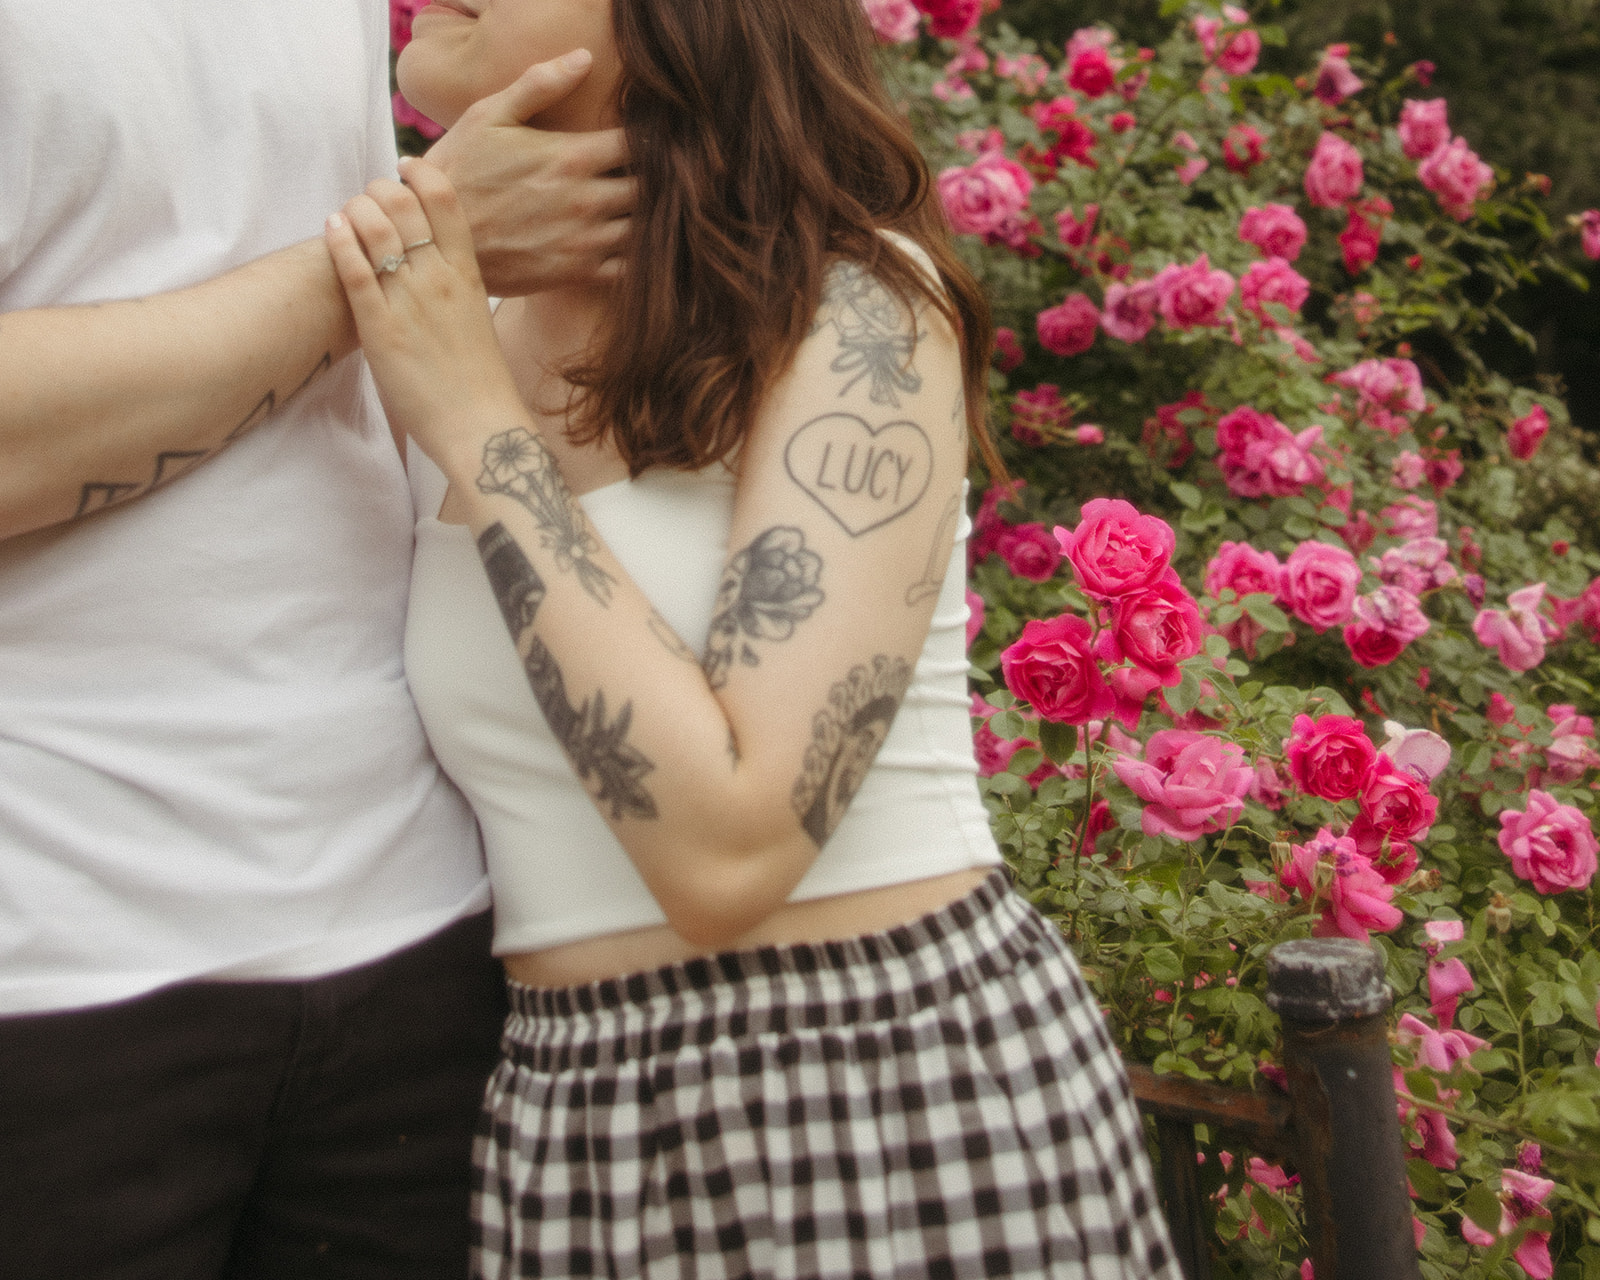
[0,912,506,1280]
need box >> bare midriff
[501,866,992,989]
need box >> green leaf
[1167,668,1203,717]
[1170,481,1203,510]
[1406,1158,1448,1203]
[1463,1181,1503,1233]
[1240,594,1291,631]
[1144,947,1183,983]
[990,710,1025,740]
[1039,719,1078,765]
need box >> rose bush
[866,3,1600,1274]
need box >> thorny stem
[1393,1089,1600,1167]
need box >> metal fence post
[1266,938,1421,1280]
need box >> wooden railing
[1126,938,1422,1280]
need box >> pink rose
[1215,407,1325,499]
[1381,495,1438,540]
[1508,405,1549,460]
[1397,1013,1487,1073]
[1238,258,1310,322]
[861,0,922,42]
[964,587,985,648]
[1582,209,1600,261]
[992,327,1023,372]
[1338,203,1385,274]
[1286,713,1377,801]
[1459,1168,1555,1280]
[1304,132,1364,208]
[1100,278,1161,343]
[1074,424,1105,445]
[1473,582,1560,672]
[1193,5,1261,76]
[1223,123,1267,174]
[995,522,1063,582]
[1055,202,1099,249]
[1543,705,1600,784]
[1067,44,1117,97]
[1239,204,1308,261]
[1397,98,1450,160]
[1154,255,1235,330]
[1056,499,1176,602]
[1280,829,1402,940]
[1171,131,1208,186]
[1037,292,1100,356]
[1280,541,1362,633]
[391,0,425,49]
[1001,614,1116,724]
[1349,755,1438,877]
[914,0,982,39]
[1009,383,1068,446]
[937,153,1034,236]
[1331,357,1426,434]
[1112,729,1252,841]
[1107,576,1206,687]
[1391,452,1426,490]
[1428,955,1475,1026]
[1498,790,1599,894]
[1312,50,1364,104]
[1204,541,1283,655]
[1381,721,1452,785]
[1342,585,1430,668]
[1418,137,1494,221]
[393,91,444,140]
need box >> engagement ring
[377,254,406,274]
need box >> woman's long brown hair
[563,0,1000,477]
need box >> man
[0,4,629,1276]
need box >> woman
[326,1,1178,1275]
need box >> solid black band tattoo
[812,263,923,407]
[703,527,825,688]
[476,428,616,608]
[477,522,547,636]
[791,654,912,846]
[75,351,331,519]
[522,636,658,821]
[905,493,961,607]
[783,412,933,536]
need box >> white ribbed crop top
[404,446,1002,956]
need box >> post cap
[1265,938,1391,1022]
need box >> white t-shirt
[0,0,487,1015]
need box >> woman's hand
[324,159,527,468]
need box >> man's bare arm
[0,52,632,543]
[0,240,353,541]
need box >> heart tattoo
[783,413,933,537]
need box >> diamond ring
[377,254,406,275]
[404,237,433,252]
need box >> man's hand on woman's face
[425,50,634,297]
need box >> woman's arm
[329,163,968,948]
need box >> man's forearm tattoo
[783,412,932,537]
[905,493,961,607]
[74,351,331,520]
[522,636,658,822]
[477,522,547,635]
[791,654,912,846]
[812,263,923,408]
[476,428,616,608]
[703,527,825,688]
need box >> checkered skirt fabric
[472,871,1179,1279]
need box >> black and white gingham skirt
[472,871,1179,1279]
